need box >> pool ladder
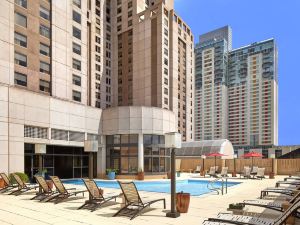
[207,177,228,195]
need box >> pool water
[63,179,240,196]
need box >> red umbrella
[242,151,263,169]
[206,152,227,169]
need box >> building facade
[195,26,278,148]
[0,0,193,178]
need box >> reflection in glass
[144,158,152,172]
[121,157,129,173]
[129,157,138,173]
[153,157,159,172]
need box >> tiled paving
[0,175,299,225]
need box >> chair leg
[78,200,91,210]
[113,204,129,217]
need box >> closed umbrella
[242,151,263,170]
[206,152,227,170]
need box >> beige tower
[110,0,194,141]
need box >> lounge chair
[0,173,17,193]
[113,181,166,220]
[260,186,300,199]
[250,166,258,175]
[195,165,201,173]
[240,167,251,179]
[207,167,217,177]
[276,180,300,187]
[45,176,86,204]
[31,175,54,201]
[78,179,119,211]
[204,197,300,225]
[219,167,228,177]
[9,173,38,195]
[243,190,300,213]
[284,176,300,181]
[256,168,265,179]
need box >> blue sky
[174,0,300,146]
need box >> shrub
[9,172,29,184]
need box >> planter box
[176,192,190,213]
[227,208,244,215]
[0,178,4,188]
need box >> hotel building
[195,26,278,154]
[0,0,193,178]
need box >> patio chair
[207,167,217,177]
[219,167,228,177]
[256,168,265,179]
[0,173,17,193]
[113,181,166,220]
[260,186,300,199]
[242,190,300,213]
[78,179,119,211]
[284,176,300,181]
[251,166,258,174]
[9,173,39,195]
[45,176,86,204]
[276,180,300,187]
[204,197,300,225]
[31,175,54,201]
[195,165,201,173]
[240,167,251,179]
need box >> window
[14,72,27,86]
[15,12,27,27]
[15,0,27,8]
[40,6,50,20]
[40,61,50,74]
[39,80,50,92]
[164,48,168,56]
[72,58,81,71]
[72,90,81,102]
[72,75,81,86]
[14,32,27,47]
[73,26,81,39]
[72,10,81,24]
[14,52,27,67]
[40,25,50,38]
[164,58,168,66]
[73,0,81,8]
[40,43,50,56]
[164,88,168,95]
[164,78,168,85]
[72,42,81,55]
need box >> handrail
[207,177,228,195]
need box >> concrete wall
[0,85,102,174]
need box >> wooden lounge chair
[204,197,300,225]
[255,168,265,179]
[284,176,300,181]
[276,180,300,187]
[113,181,166,220]
[260,186,300,199]
[0,173,17,193]
[9,173,38,195]
[242,190,300,213]
[78,179,119,211]
[31,175,54,201]
[45,176,86,204]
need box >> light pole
[165,132,181,218]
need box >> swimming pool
[63,179,241,196]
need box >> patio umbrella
[242,151,263,170]
[206,152,227,169]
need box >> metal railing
[207,177,228,195]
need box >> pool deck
[0,175,299,225]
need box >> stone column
[138,133,144,171]
[97,135,106,178]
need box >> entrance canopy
[177,139,234,159]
